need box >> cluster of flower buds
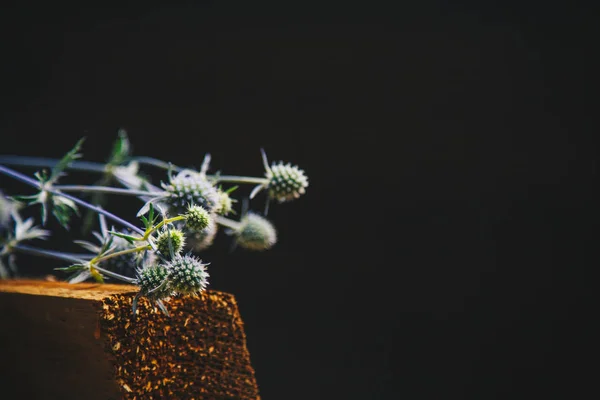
[135,254,209,302]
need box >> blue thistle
[161,170,220,215]
[165,254,209,296]
[235,212,277,251]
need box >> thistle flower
[235,212,277,251]
[215,188,235,216]
[186,218,217,252]
[156,228,185,257]
[165,254,210,295]
[135,264,173,300]
[161,170,220,215]
[266,162,309,203]
[184,205,212,232]
[250,149,308,204]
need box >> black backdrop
[0,2,594,399]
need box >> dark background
[0,1,594,399]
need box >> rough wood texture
[0,279,260,400]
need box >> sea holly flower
[161,169,220,215]
[250,148,309,204]
[132,262,174,316]
[184,205,212,232]
[234,212,277,251]
[164,253,210,296]
[156,228,185,257]
[135,264,173,302]
[214,186,237,216]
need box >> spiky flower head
[136,264,172,300]
[215,188,235,216]
[186,218,217,252]
[235,212,277,251]
[161,170,220,215]
[266,162,309,203]
[156,228,185,257]
[256,149,308,204]
[184,205,212,232]
[165,254,209,295]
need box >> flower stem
[211,175,269,185]
[0,163,42,187]
[93,265,137,284]
[141,216,185,240]
[0,156,107,173]
[54,184,161,197]
[92,245,151,265]
[0,156,270,185]
[131,156,182,172]
[11,244,136,284]
[215,215,241,231]
[131,156,270,185]
[0,164,144,235]
[11,244,90,264]
[52,191,144,235]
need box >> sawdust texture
[99,291,261,400]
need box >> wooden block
[0,279,260,400]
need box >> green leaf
[51,195,79,230]
[224,185,239,194]
[55,263,86,272]
[49,137,86,184]
[108,230,136,245]
[73,240,101,253]
[107,128,130,166]
[52,208,70,229]
[10,194,39,204]
[99,235,115,254]
[40,200,49,226]
[67,269,92,284]
[148,202,155,224]
[136,196,165,219]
